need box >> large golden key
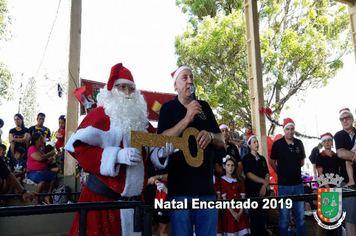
[131,127,203,168]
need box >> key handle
[131,127,203,167]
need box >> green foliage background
[175,0,352,134]
[0,0,13,105]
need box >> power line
[35,0,62,79]
[265,114,320,140]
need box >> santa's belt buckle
[131,127,203,168]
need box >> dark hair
[0,118,4,127]
[30,133,43,146]
[222,155,242,191]
[45,144,54,154]
[0,143,6,151]
[37,112,46,118]
[229,121,234,125]
[15,146,26,155]
[247,135,257,153]
[14,113,26,130]
[59,115,66,121]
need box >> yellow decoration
[151,100,162,114]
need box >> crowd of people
[0,113,66,205]
[1,62,355,236]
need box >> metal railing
[1,185,356,236]
[0,200,153,236]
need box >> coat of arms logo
[312,173,346,230]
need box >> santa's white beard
[97,87,149,140]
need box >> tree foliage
[175,0,352,134]
[175,11,251,129]
[21,77,39,127]
[0,0,11,41]
[0,62,12,105]
[0,0,13,105]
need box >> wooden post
[348,1,356,60]
[64,0,82,190]
[244,0,269,160]
[333,0,356,60]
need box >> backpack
[52,185,70,204]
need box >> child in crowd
[220,155,250,236]
[55,115,65,173]
[0,144,10,193]
[10,146,27,194]
[0,144,11,168]
[45,144,60,174]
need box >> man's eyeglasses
[339,116,352,122]
[116,84,135,93]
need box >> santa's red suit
[66,106,166,236]
[65,63,167,236]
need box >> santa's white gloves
[157,182,168,194]
[116,147,141,165]
[157,142,179,158]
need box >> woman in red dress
[220,155,250,236]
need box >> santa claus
[65,63,173,236]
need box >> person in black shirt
[270,118,306,236]
[334,108,356,235]
[243,133,269,236]
[316,133,342,181]
[9,113,30,159]
[309,143,322,176]
[316,132,342,236]
[214,123,242,177]
[157,65,224,236]
[28,113,51,142]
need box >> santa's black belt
[87,173,141,201]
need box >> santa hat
[107,63,135,91]
[171,65,192,84]
[219,123,229,130]
[339,108,353,119]
[283,118,295,130]
[320,132,333,142]
[246,133,256,144]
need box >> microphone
[190,86,196,101]
[189,85,206,119]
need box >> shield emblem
[317,188,342,223]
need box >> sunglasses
[339,116,352,122]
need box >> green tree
[21,76,39,127]
[0,0,13,105]
[175,11,250,130]
[175,0,352,135]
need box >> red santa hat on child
[339,108,353,119]
[107,63,135,91]
[171,65,192,84]
[219,123,229,130]
[246,133,256,144]
[283,118,295,130]
[320,132,333,142]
